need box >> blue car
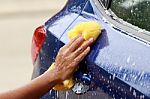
[31,0,150,98]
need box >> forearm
[0,71,58,99]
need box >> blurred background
[0,0,66,92]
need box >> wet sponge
[68,21,101,40]
[48,21,101,91]
[48,63,74,90]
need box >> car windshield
[110,0,150,32]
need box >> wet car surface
[31,0,150,98]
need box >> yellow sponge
[68,21,101,40]
[48,63,74,90]
[48,21,102,91]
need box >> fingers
[67,35,84,52]
[58,35,80,54]
[72,38,94,58]
[72,47,90,67]
[64,34,81,48]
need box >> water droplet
[104,78,106,81]
[121,88,124,92]
[134,76,137,81]
[132,62,136,67]
[55,39,58,43]
[52,96,55,99]
[113,94,115,98]
[139,71,145,80]
[92,76,95,79]
[53,49,56,53]
[91,93,94,96]
[107,80,110,83]
[146,85,150,89]
[133,90,136,97]
[109,88,112,91]
[113,74,116,80]
[109,75,112,79]
[131,9,133,13]
[65,91,69,99]
[102,17,108,23]
[47,43,50,46]
[56,91,59,99]
[41,57,43,60]
[123,74,127,80]
[49,90,52,95]
[135,7,138,11]
[119,66,123,71]
[105,10,108,14]
[130,87,132,92]
[140,95,145,99]
[127,56,130,63]
[52,57,55,60]
[140,82,143,86]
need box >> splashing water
[65,91,69,99]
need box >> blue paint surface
[32,0,150,98]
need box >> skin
[0,35,94,99]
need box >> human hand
[51,35,94,82]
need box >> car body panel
[32,0,150,98]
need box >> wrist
[44,69,62,85]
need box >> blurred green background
[0,0,66,92]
